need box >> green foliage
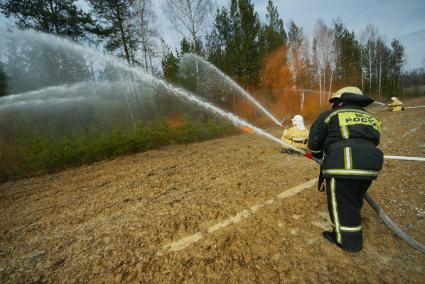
[0,1,96,93]
[0,63,7,96]
[88,0,137,64]
[205,7,232,73]
[402,67,425,97]
[388,39,405,97]
[4,41,92,93]
[333,21,361,86]
[0,0,94,39]
[161,50,180,82]
[206,0,263,87]
[0,117,237,182]
[259,0,287,54]
[180,37,204,55]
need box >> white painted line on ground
[157,178,318,255]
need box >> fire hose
[301,151,425,254]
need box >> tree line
[0,0,423,99]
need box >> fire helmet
[329,87,363,103]
[292,115,306,130]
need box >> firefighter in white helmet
[388,97,404,112]
[281,114,309,153]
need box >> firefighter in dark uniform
[308,86,384,252]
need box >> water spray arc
[1,29,305,153]
[2,29,424,254]
[150,80,425,252]
[179,54,425,164]
[181,53,283,126]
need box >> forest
[0,0,423,181]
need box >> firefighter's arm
[281,129,290,140]
[307,113,328,159]
[388,100,402,107]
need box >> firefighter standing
[388,97,404,112]
[281,114,309,154]
[307,87,384,252]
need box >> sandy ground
[1,98,424,283]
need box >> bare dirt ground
[1,98,424,283]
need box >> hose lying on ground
[384,155,425,162]
[364,193,425,254]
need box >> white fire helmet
[391,97,398,101]
[292,115,306,130]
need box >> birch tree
[164,0,213,49]
[313,20,333,106]
[134,0,158,71]
[288,21,303,86]
[361,24,378,93]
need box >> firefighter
[388,97,404,112]
[281,114,309,154]
[307,86,384,252]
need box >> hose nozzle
[304,152,314,159]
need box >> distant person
[281,114,309,153]
[388,97,404,112]
[307,86,384,252]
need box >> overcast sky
[156,0,425,70]
[1,0,424,70]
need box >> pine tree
[228,0,261,86]
[206,0,261,87]
[161,50,180,82]
[89,0,137,64]
[389,39,405,97]
[206,7,232,73]
[0,0,94,40]
[1,0,94,92]
[180,37,203,55]
[260,0,287,53]
[333,21,361,88]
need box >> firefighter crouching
[281,115,309,154]
[388,97,404,112]
[307,86,384,252]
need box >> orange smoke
[254,45,330,126]
[234,97,256,121]
[260,46,292,90]
[258,46,298,124]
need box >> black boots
[322,231,362,253]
